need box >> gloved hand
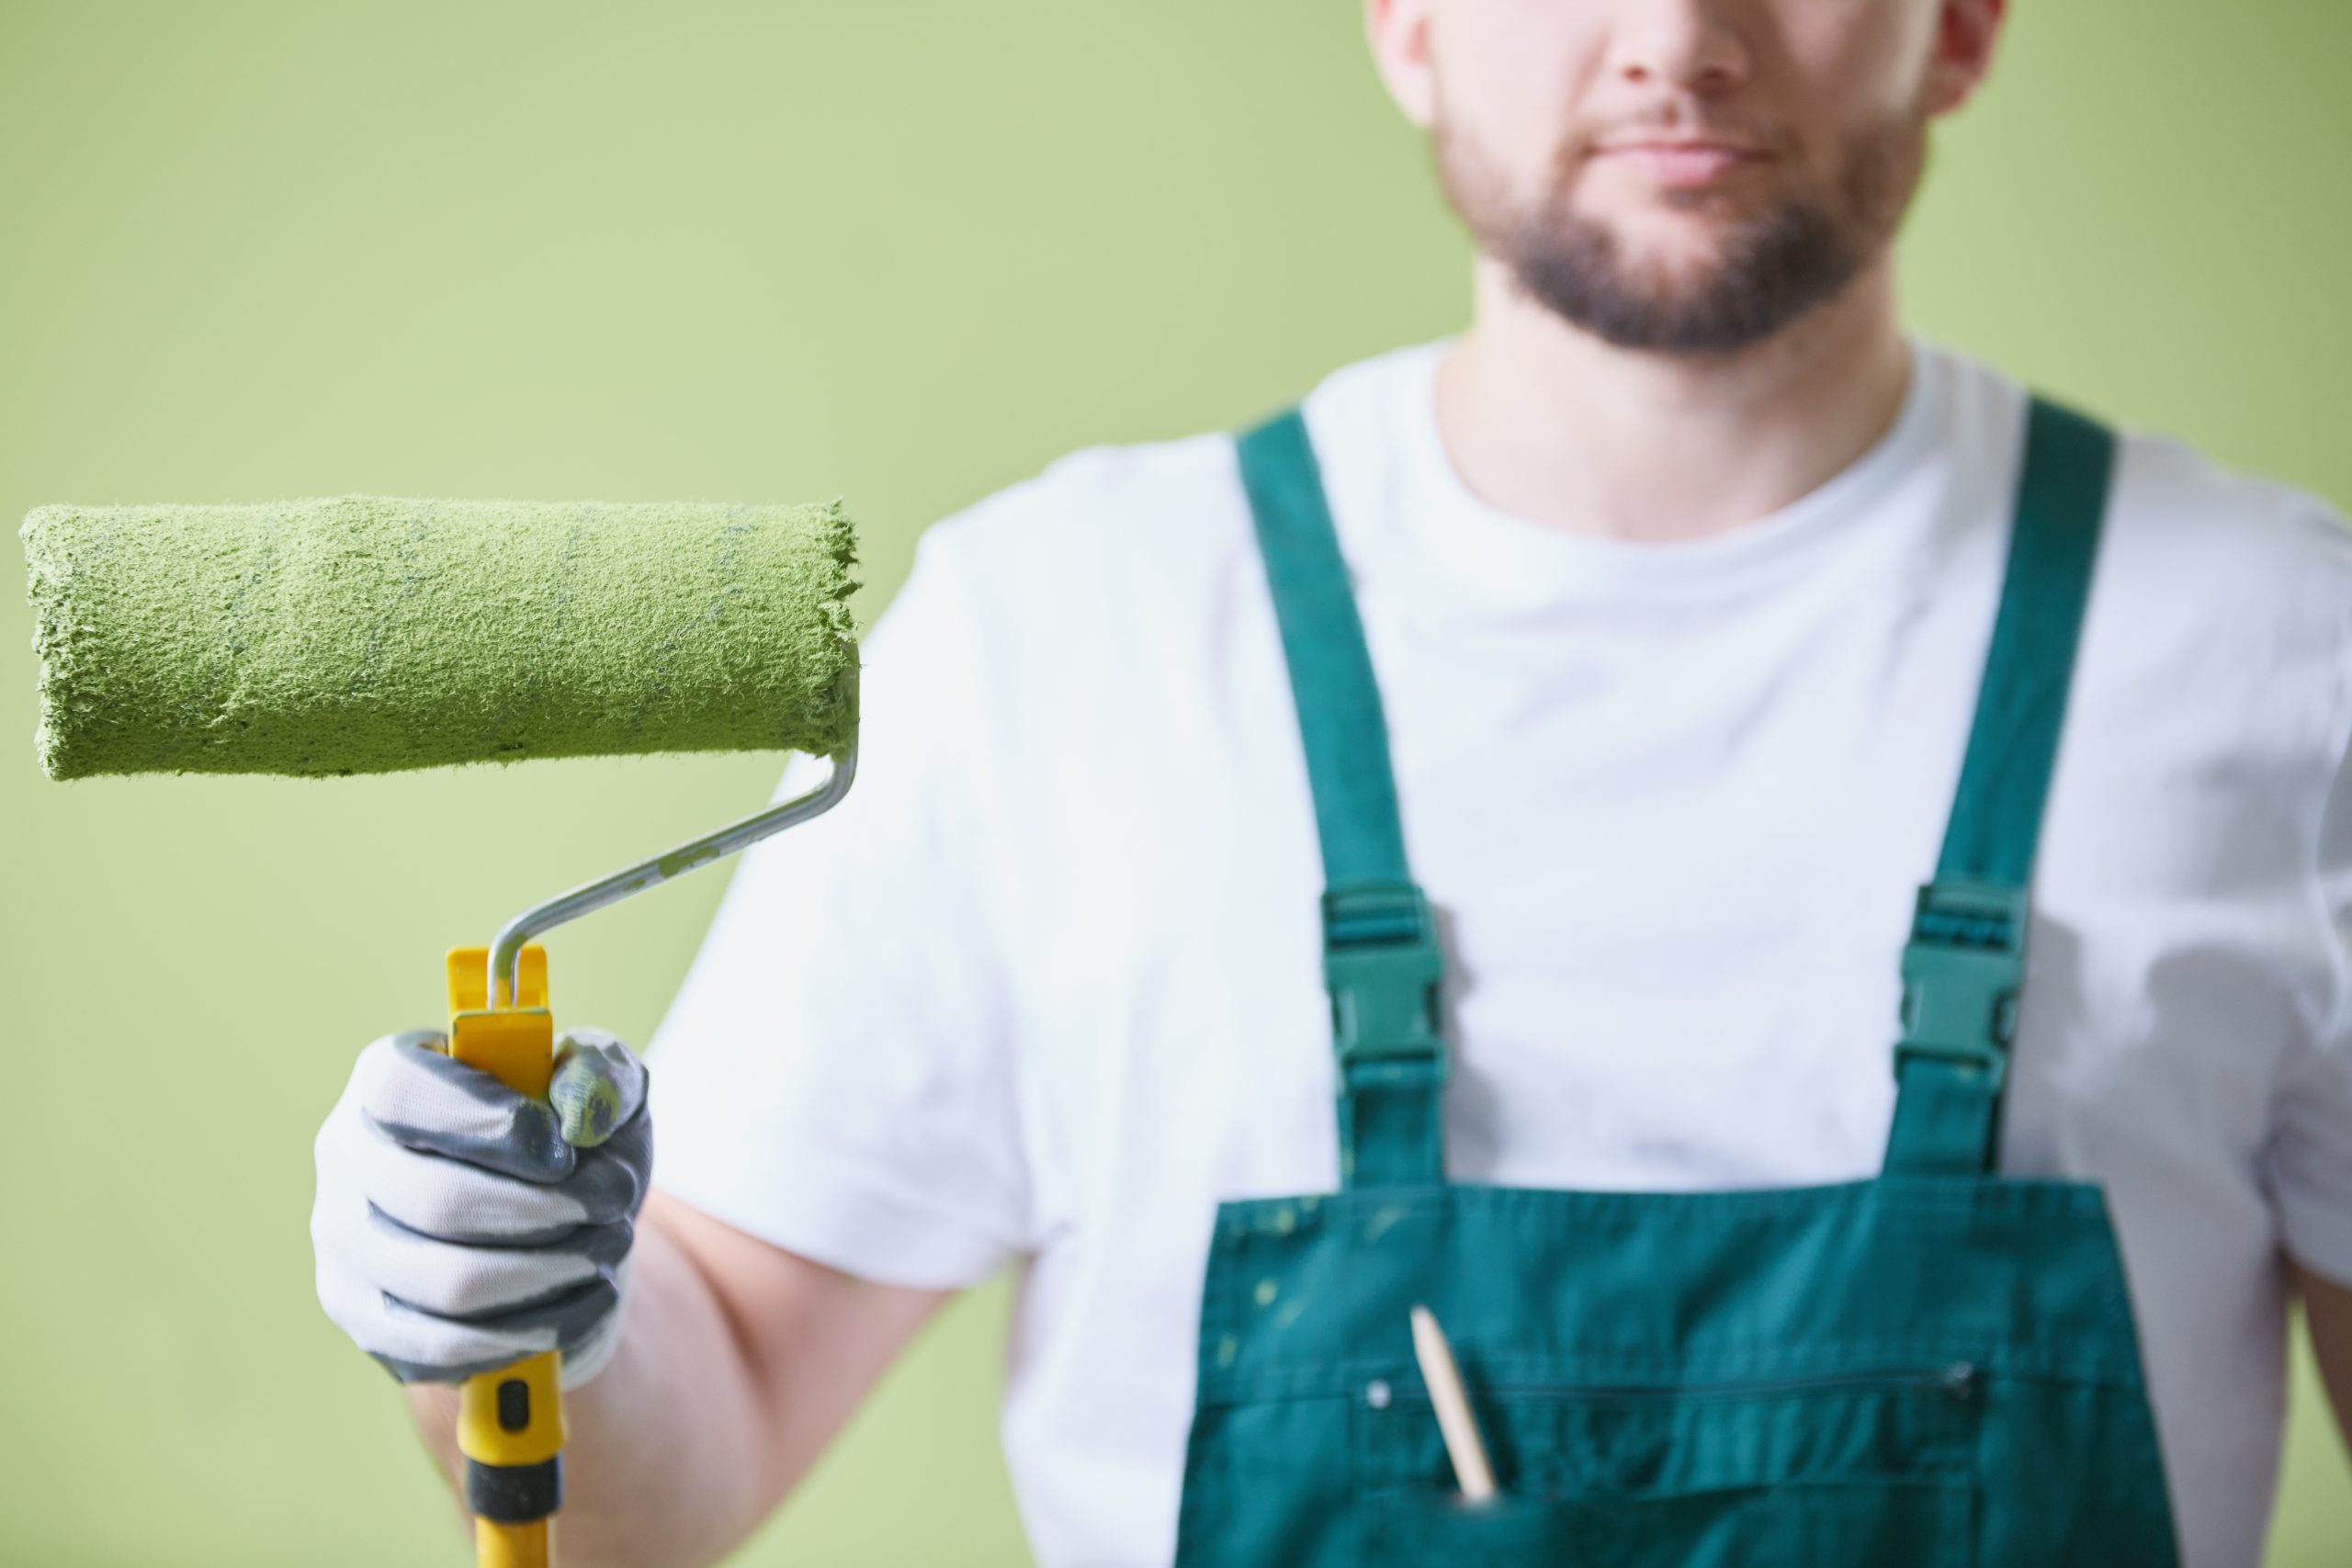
[311,1026,651,1390]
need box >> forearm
[403,1210,781,1568]
[2291,1256,2352,1454]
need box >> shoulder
[1931,344,2352,626]
[884,345,1436,686]
[2084,421,2352,755]
[913,430,1248,602]
[2101,423,2352,632]
[1925,333,2352,686]
[1931,347,2352,852]
[856,424,1264,784]
[907,337,1448,614]
[876,433,1263,748]
[2048,398,2352,833]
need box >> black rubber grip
[465,1456,562,1523]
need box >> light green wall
[1,3,2344,1563]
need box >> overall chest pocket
[1351,1363,1984,1568]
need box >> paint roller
[21,493,863,1568]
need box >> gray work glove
[311,1027,650,1389]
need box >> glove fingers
[345,1201,629,1319]
[353,1121,639,1240]
[356,1033,574,1182]
[406,1271,623,1339]
[371,1277,622,1384]
[384,1260,632,1389]
[318,1261,557,1384]
[314,1232,628,1386]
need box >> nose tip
[1620,57,1743,97]
[1611,5,1751,96]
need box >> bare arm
[2292,1254,2352,1458]
[404,1190,950,1568]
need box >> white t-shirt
[649,335,2352,1568]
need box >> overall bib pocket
[1351,1363,1984,1568]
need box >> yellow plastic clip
[448,945,554,1095]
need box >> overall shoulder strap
[1235,405,1446,1189]
[1882,395,2118,1177]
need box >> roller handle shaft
[447,945,565,1568]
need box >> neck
[1435,256,1913,543]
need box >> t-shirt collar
[1359,332,1947,609]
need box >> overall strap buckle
[1322,881,1447,1187]
[1322,882,1447,1089]
[1893,877,2027,1095]
[1883,877,2029,1177]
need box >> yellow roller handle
[447,945,565,1568]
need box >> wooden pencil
[1409,1303,1498,1502]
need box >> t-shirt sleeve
[2270,615,2352,1289]
[645,520,1033,1290]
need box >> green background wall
[2,2,2345,1562]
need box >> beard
[1433,107,1926,355]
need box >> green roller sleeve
[21,496,860,780]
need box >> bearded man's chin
[1434,111,1928,355]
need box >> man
[310,2,2352,1564]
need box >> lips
[1590,140,1768,187]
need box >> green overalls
[1170,395,2182,1565]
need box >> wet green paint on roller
[20,495,861,780]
